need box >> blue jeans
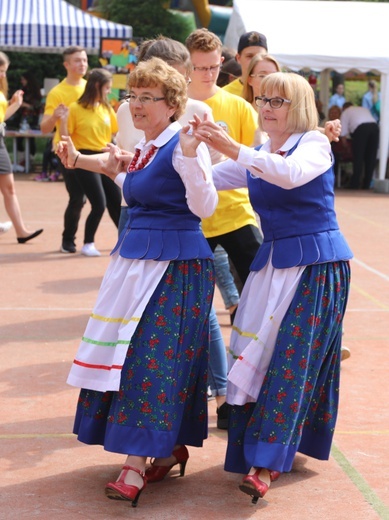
[214,245,239,309]
[208,306,227,397]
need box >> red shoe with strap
[145,445,189,483]
[105,465,147,507]
[239,467,272,504]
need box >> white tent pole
[378,73,388,180]
[320,69,330,117]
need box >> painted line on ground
[351,283,389,310]
[353,257,389,282]
[332,443,389,519]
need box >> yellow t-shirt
[202,88,258,237]
[0,91,8,123]
[43,78,87,145]
[222,78,244,98]
[67,102,118,151]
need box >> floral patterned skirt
[73,258,215,457]
[225,261,351,474]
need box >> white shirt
[340,106,377,136]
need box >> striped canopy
[0,0,132,54]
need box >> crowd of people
[2,27,355,509]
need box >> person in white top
[340,101,379,189]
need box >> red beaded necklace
[128,145,158,172]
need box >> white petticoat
[227,261,305,405]
[67,252,169,392]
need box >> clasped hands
[56,136,133,179]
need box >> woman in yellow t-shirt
[0,51,43,243]
[62,68,120,257]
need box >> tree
[98,0,195,42]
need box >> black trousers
[61,164,86,244]
[207,224,262,289]
[74,150,121,244]
[350,123,379,189]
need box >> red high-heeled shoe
[105,465,147,507]
[145,445,189,483]
[269,470,281,482]
[239,468,271,504]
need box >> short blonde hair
[242,54,281,105]
[258,72,318,134]
[128,57,187,122]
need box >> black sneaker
[217,402,230,430]
[61,241,76,253]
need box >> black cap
[237,31,268,54]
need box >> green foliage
[5,51,99,96]
[98,0,194,42]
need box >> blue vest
[248,137,353,271]
[111,132,213,261]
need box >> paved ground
[0,175,388,520]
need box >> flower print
[118,411,128,423]
[303,288,311,296]
[149,338,160,348]
[191,306,201,318]
[141,402,152,414]
[157,392,166,403]
[290,402,299,413]
[304,381,313,393]
[172,305,182,316]
[164,348,174,359]
[166,273,174,285]
[323,412,332,423]
[285,348,295,359]
[192,262,202,274]
[147,358,159,370]
[277,391,287,403]
[315,274,326,285]
[292,325,303,337]
[308,315,321,327]
[294,304,304,316]
[179,263,189,275]
[284,369,294,380]
[311,401,319,413]
[155,315,167,327]
[312,339,322,350]
[321,296,330,308]
[184,348,195,360]
[274,412,286,424]
[141,381,152,392]
[178,390,187,403]
[299,358,307,369]
[268,435,277,443]
[158,295,168,306]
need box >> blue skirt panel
[73,258,215,457]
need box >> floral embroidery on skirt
[73,259,215,457]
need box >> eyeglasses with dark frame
[125,94,166,105]
[255,96,291,109]
[192,64,221,73]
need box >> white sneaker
[0,221,12,235]
[81,242,101,257]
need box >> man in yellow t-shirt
[223,31,268,99]
[186,28,262,288]
[40,46,88,253]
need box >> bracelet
[73,152,80,168]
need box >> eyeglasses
[255,96,291,109]
[192,64,221,73]
[125,94,165,105]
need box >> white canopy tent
[225,0,389,180]
[0,0,132,55]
